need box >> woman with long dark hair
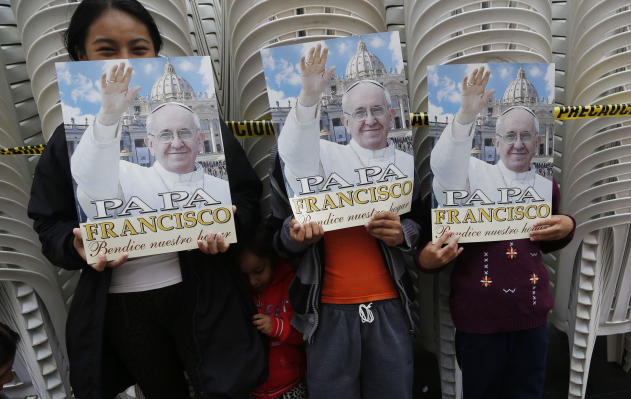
[27,1,267,397]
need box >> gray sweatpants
[306,298,413,399]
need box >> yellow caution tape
[554,104,631,120]
[410,112,429,128]
[0,144,46,155]
[226,120,275,138]
[2,105,629,155]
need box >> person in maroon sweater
[239,233,307,399]
[418,67,576,399]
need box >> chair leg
[568,233,600,399]
[568,326,597,399]
[436,264,461,399]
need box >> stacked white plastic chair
[403,1,554,398]
[189,1,227,109]
[2,1,628,398]
[1,1,71,397]
[548,2,631,398]
[3,1,192,397]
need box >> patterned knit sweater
[421,179,575,334]
[451,180,574,333]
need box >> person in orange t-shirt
[269,44,423,399]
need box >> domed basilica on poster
[271,38,412,146]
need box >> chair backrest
[0,268,67,351]
[0,269,70,398]
[0,250,59,285]
[596,224,631,334]
[551,213,631,334]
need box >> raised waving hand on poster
[297,44,336,108]
[456,67,496,125]
[269,33,416,232]
[99,62,141,125]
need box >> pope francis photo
[277,44,414,198]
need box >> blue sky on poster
[55,56,215,124]
[427,62,555,123]
[260,31,405,108]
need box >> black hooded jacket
[28,122,267,398]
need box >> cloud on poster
[464,63,489,78]
[528,65,542,78]
[545,63,555,103]
[177,59,195,72]
[100,59,132,75]
[300,40,328,58]
[499,66,512,80]
[198,56,215,96]
[388,31,404,73]
[428,65,440,87]
[71,73,101,104]
[267,87,296,108]
[274,58,302,86]
[428,101,455,124]
[143,62,156,75]
[336,41,349,55]
[437,75,461,104]
[60,101,95,125]
[56,63,72,85]
[261,48,275,71]
[369,35,386,48]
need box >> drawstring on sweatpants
[358,302,374,324]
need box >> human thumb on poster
[72,228,128,271]
[298,43,336,107]
[196,206,236,254]
[72,228,86,261]
[456,66,496,125]
[98,62,141,126]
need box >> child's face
[240,252,274,293]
